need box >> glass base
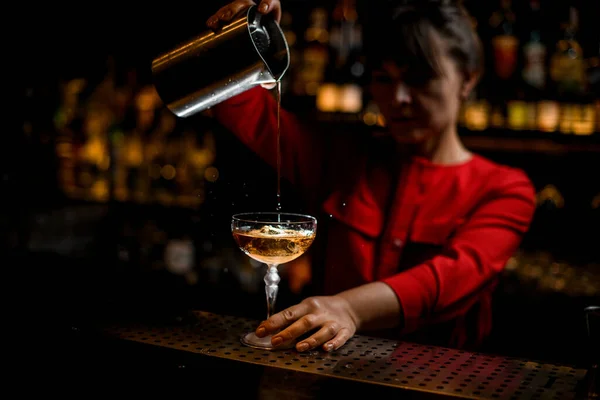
[240,331,295,350]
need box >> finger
[207,0,256,29]
[257,0,282,23]
[256,302,311,336]
[271,313,321,347]
[321,327,353,352]
[293,322,345,352]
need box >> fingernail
[271,336,283,347]
[260,3,268,12]
[324,343,333,351]
[256,327,266,337]
[297,342,309,352]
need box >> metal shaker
[151,5,290,118]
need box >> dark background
[9,0,600,373]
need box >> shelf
[305,110,600,154]
[461,135,600,154]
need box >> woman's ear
[461,71,480,100]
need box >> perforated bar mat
[104,311,589,399]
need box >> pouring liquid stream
[275,80,282,221]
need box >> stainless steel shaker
[151,5,290,118]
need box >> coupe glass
[231,212,317,350]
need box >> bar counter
[62,310,595,399]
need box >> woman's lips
[390,109,416,121]
[390,116,416,123]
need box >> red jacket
[213,87,536,349]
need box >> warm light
[204,166,219,182]
[191,149,215,167]
[136,85,161,111]
[338,84,362,113]
[91,180,109,202]
[161,165,176,180]
[125,136,143,166]
[316,84,339,112]
[464,100,489,131]
[572,104,595,135]
[66,79,86,95]
[56,142,73,158]
[507,100,527,130]
[559,103,575,134]
[596,100,600,132]
[537,101,559,132]
[536,184,564,208]
[362,111,378,126]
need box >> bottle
[324,0,364,114]
[549,5,586,97]
[293,7,330,98]
[522,0,546,93]
[489,0,519,81]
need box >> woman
[206,0,536,352]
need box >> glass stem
[264,264,280,319]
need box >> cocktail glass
[231,212,317,350]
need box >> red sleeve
[382,169,536,333]
[211,87,326,200]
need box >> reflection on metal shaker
[151,5,290,118]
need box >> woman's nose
[394,83,411,104]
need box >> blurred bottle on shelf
[292,7,330,99]
[54,78,87,196]
[489,0,519,82]
[549,5,586,98]
[52,55,219,209]
[320,0,364,115]
[521,0,546,95]
[536,184,565,210]
[76,101,112,202]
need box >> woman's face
[369,53,465,144]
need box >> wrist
[336,293,362,331]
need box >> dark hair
[363,0,483,85]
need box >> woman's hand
[256,295,359,352]
[257,282,403,352]
[206,0,282,29]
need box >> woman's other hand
[256,295,359,352]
